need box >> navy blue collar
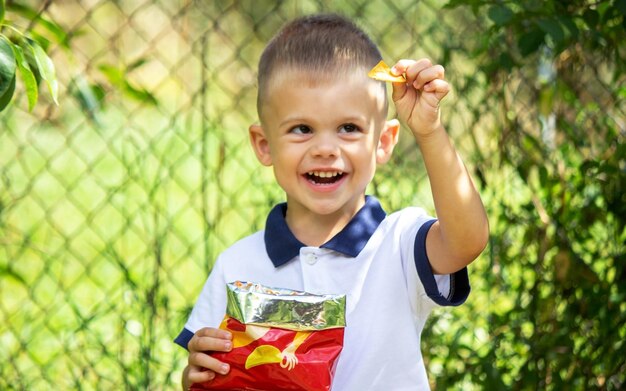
[264,196,387,268]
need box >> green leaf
[443,0,473,9]
[0,73,15,112]
[498,52,515,71]
[12,43,38,111]
[537,18,565,43]
[1,0,5,25]
[27,39,58,105]
[0,35,16,98]
[122,82,158,106]
[98,64,124,85]
[517,29,545,56]
[583,9,599,28]
[8,3,71,48]
[71,74,104,123]
[557,15,579,40]
[617,0,626,15]
[20,40,42,85]
[127,58,149,71]
[99,63,158,106]
[0,263,28,285]
[488,5,514,26]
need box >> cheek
[346,140,377,161]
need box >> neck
[285,198,366,247]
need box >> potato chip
[245,344,283,369]
[368,60,406,83]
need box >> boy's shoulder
[220,230,266,259]
[386,205,432,227]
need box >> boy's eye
[339,123,360,133]
[290,125,312,134]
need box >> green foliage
[8,2,71,48]
[0,36,16,108]
[436,0,626,389]
[99,62,158,106]
[0,1,157,115]
[11,40,36,110]
[0,2,58,112]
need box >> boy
[176,13,488,390]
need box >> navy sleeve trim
[414,219,470,307]
[174,328,194,350]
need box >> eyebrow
[279,116,309,128]
[279,115,369,129]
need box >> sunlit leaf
[122,82,158,106]
[127,57,149,71]
[15,40,42,87]
[8,3,71,48]
[27,39,58,105]
[12,43,38,111]
[98,64,124,85]
[0,35,16,98]
[0,264,27,285]
[99,63,158,106]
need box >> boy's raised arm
[391,59,489,274]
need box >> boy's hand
[390,59,450,138]
[183,327,232,389]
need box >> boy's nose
[310,134,340,158]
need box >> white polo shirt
[175,196,470,390]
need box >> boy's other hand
[390,59,450,138]
[183,327,232,389]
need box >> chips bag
[191,281,346,391]
[368,60,406,83]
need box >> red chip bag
[191,281,346,391]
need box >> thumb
[391,80,408,103]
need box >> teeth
[307,171,342,178]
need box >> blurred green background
[0,0,624,389]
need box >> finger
[413,64,445,90]
[391,58,432,77]
[188,351,231,375]
[390,59,414,76]
[187,367,217,384]
[189,336,233,353]
[423,79,450,101]
[195,327,233,341]
[391,79,409,103]
[393,58,433,85]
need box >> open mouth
[305,171,345,185]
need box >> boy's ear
[249,124,273,166]
[376,119,400,164]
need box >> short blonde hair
[257,14,384,116]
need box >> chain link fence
[1,0,624,389]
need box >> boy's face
[250,69,399,221]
